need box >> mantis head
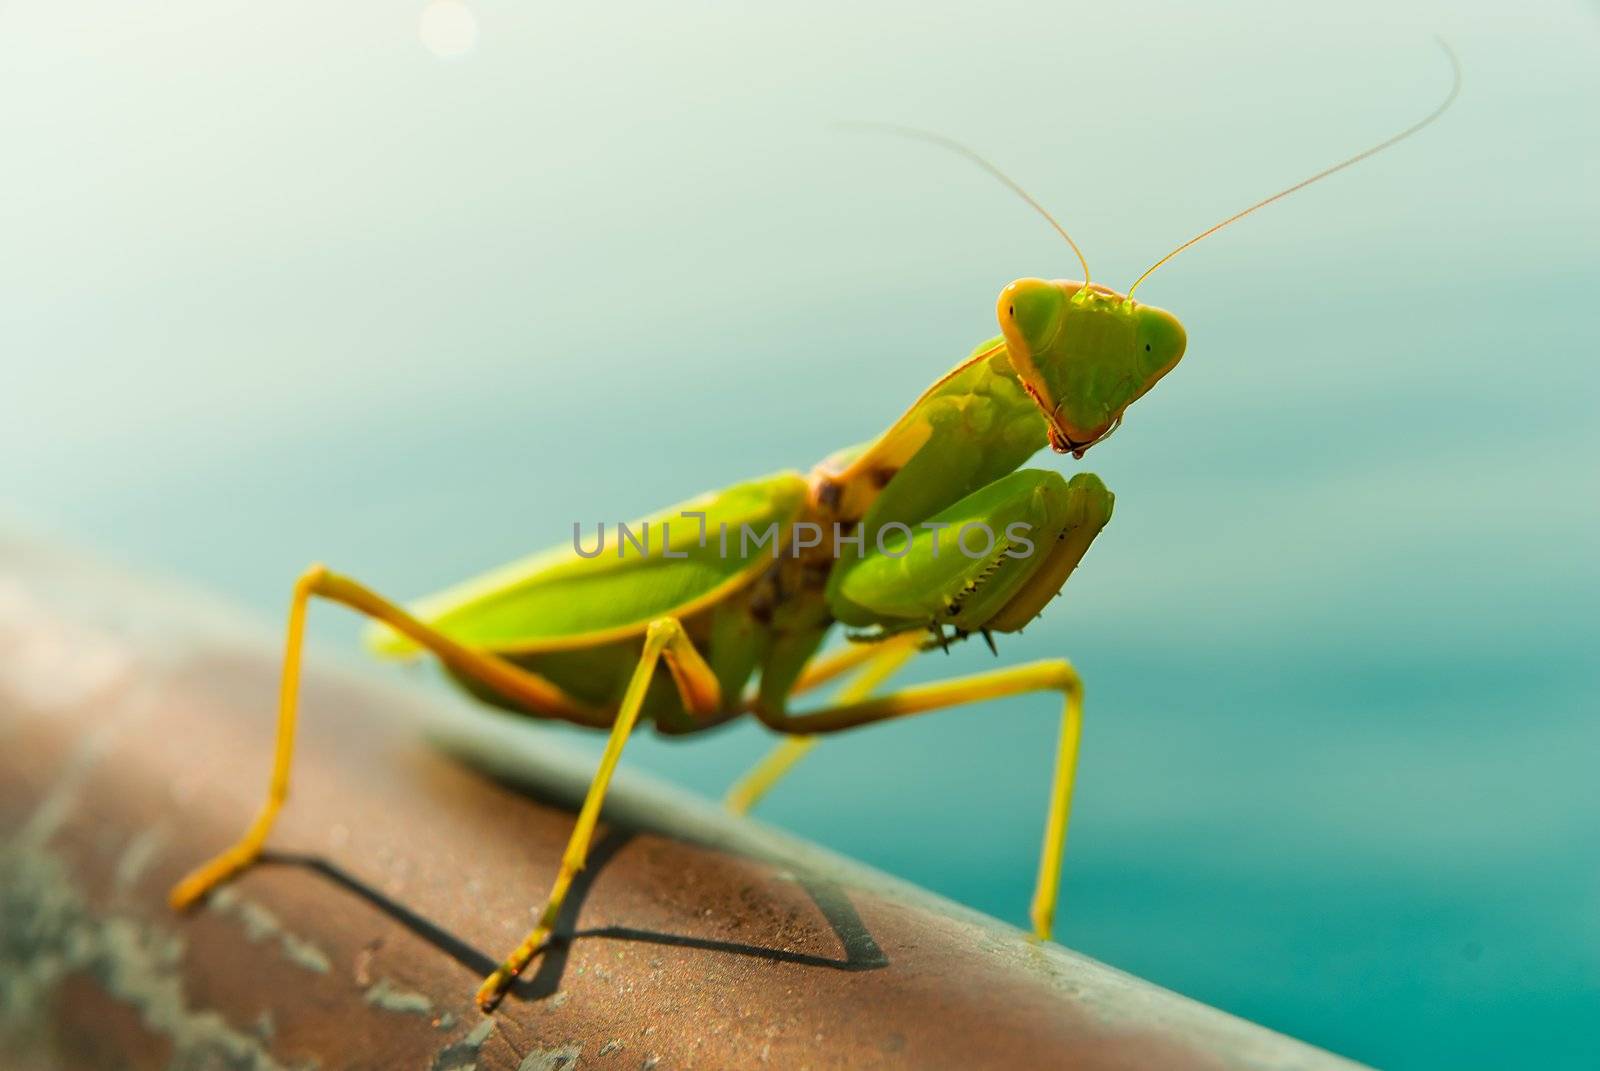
[864,42,1457,459]
[998,278,1186,457]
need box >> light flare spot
[418,1,478,58]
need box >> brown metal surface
[0,533,1365,1070]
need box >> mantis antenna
[847,122,1094,288]
[1126,40,1462,300]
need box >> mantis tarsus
[169,46,1459,1011]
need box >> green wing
[366,470,808,656]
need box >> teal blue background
[3,3,1597,1066]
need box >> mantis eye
[997,279,1063,354]
[1133,306,1187,378]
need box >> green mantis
[168,47,1459,1012]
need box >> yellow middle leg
[754,657,1085,942]
[475,616,721,1010]
[723,632,920,815]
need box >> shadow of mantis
[261,825,885,1004]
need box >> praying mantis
[168,47,1459,1011]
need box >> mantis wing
[365,471,808,656]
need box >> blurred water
[3,2,1598,1066]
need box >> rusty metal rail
[0,532,1365,1070]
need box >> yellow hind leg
[168,564,610,912]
